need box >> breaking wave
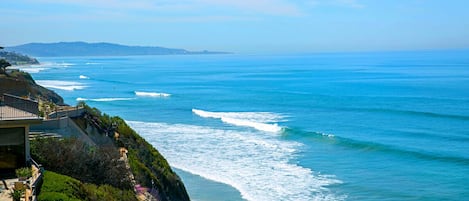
[11,62,75,73]
[76,97,135,102]
[135,91,171,97]
[127,121,344,201]
[36,80,86,91]
[79,75,89,79]
[192,109,284,133]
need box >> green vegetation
[15,167,32,178]
[31,138,132,190]
[78,102,190,201]
[9,189,23,201]
[32,107,190,201]
[0,58,10,74]
[39,171,137,201]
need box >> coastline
[1,66,190,200]
[18,52,469,201]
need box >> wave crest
[76,97,135,102]
[79,75,89,79]
[221,117,282,133]
[192,109,285,133]
[135,91,171,97]
[36,80,86,91]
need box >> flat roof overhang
[0,118,42,126]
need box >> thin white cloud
[195,0,304,16]
[13,0,364,23]
[25,0,305,16]
[309,0,364,8]
[336,0,364,8]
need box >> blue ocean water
[21,50,469,201]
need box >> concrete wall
[30,117,95,145]
[31,117,68,130]
[31,117,84,136]
[48,108,85,119]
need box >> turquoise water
[21,51,469,201]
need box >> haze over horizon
[2,0,469,53]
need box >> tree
[0,58,11,74]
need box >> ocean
[19,50,469,201]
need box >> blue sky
[1,0,469,53]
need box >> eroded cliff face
[75,106,191,201]
[2,70,191,201]
[1,62,190,201]
[0,71,64,104]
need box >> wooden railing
[3,94,39,115]
[30,159,44,201]
[0,94,39,120]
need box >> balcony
[0,94,40,121]
[0,159,43,201]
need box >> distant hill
[6,42,228,57]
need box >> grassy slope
[39,171,136,201]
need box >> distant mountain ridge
[7,41,228,57]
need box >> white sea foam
[10,62,76,73]
[36,80,86,91]
[76,97,135,102]
[135,91,171,97]
[221,117,282,133]
[10,63,52,73]
[17,67,48,73]
[85,62,101,65]
[56,62,75,67]
[192,109,286,123]
[192,109,285,133]
[79,75,89,79]
[127,121,344,201]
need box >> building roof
[0,105,42,125]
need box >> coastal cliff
[0,50,39,65]
[71,104,191,201]
[0,70,64,104]
[0,49,63,104]
[3,60,190,200]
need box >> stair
[29,131,62,140]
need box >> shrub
[31,138,132,189]
[15,167,32,178]
[39,171,137,201]
[9,189,24,201]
